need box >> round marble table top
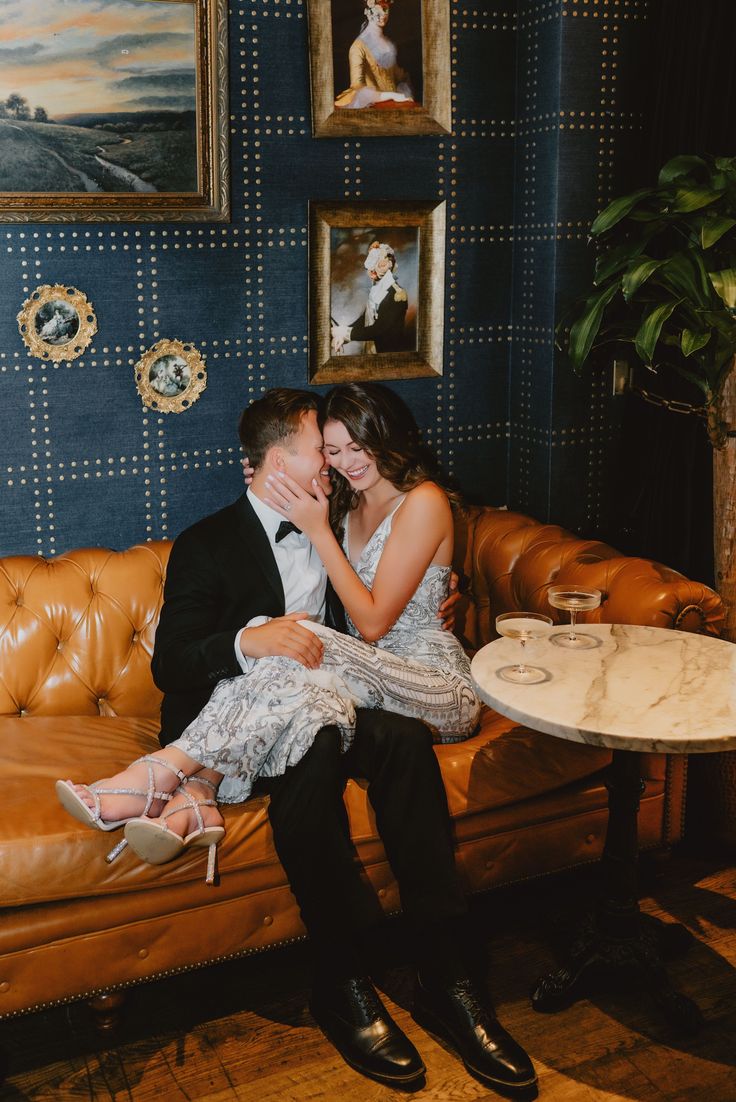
[471,624,736,754]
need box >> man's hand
[240,612,324,668]
[438,571,462,633]
[241,456,255,486]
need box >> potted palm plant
[559,154,736,843]
[557,153,736,639]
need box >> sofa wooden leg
[87,992,126,1032]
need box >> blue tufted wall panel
[0,0,649,559]
[510,0,648,536]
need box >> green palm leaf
[701,215,736,249]
[622,258,666,301]
[590,189,653,236]
[681,329,711,357]
[709,268,736,310]
[567,283,620,370]
[595,240,646,285]
[657,155,707,185]
[634,299,682,364]
[671,186,725,213]
[658,251,713,308]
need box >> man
[152,388,536,1094]
[331,240,409,355]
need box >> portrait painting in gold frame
[309,199,445,384]
[307,0,451,137]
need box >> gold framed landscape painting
[309,199,446,384]
[308,0,451,137]
[0,0,229,222]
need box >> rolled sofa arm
[463,508,724,651]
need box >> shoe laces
[345,977,384,1023]
[448,978,495,1027]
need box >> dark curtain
[613,0,736,584]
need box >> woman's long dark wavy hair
[321,383,464,531]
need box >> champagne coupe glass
[495,612,553,684]
[548,585,602,649]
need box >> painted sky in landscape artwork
[0,0,196,118]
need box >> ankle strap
[138,755,188,785]
[187,775,218,793]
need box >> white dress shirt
[234,488,328,672]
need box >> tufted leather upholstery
[0,507,721,1019]
[0,545,166,719]
[453,507,723,653]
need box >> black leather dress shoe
[310,976,425,1086]
[413,974,537,1092]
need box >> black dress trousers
[258,709,470,979]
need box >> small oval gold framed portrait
[17,284,98,363]
[134,339,207,414]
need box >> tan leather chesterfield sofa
[0,506,723,1022]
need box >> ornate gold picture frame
[307,0,451,137]
[0,0,229,223]
[134,339,207,413]
[17,284,98,362]
[309,199,445,384]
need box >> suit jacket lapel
[326,581,347,632]
[234,493,286,612]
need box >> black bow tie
[275,519,302,543]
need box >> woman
[56,384,480,879]
[334,0,415,111]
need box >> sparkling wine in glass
[495,612,553,684]
[548,586,602,649]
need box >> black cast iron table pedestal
[530,749,702,1034]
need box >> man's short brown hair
[238,388,321,470]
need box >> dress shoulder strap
[388,494,407,519]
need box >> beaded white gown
[171,503,481,803]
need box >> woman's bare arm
[264,475,453,642]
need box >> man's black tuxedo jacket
[152,493,345,746]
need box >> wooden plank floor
[2,851,735,1101]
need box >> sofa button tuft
[378,888,386,898]
[263,915,273,926]
[16,598,23,608]
[138,949,149,959]
[0,982,9,994]
[586,833,596,844]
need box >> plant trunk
[695,360,736,846]
[713,361,736,642]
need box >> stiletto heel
[105,837,130,864]
[205,840,218,887]
[123,778,224,885]
[55,756,189,861]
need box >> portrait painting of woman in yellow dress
[332,0,423,112]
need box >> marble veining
[470,624,736,753]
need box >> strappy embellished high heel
[123,777,224,886]
[55,755,188,863]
